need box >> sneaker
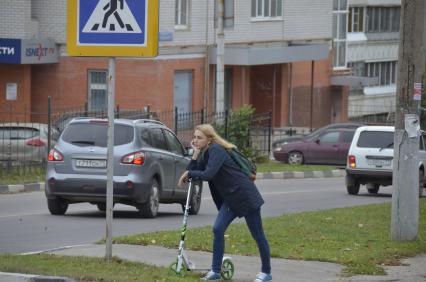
[255,272,272,282]
[201,270,221,281]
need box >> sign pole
[67,0,158,260]
[105,57,115,260]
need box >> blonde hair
[195,124,236,150]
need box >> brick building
[0,0,349,132]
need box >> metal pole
[310,61,314,132]
[268,112,272,157]
[174,106,178,134]
[47,96,52,155]
[201,108,205,124]
[216,0,225,113]
[105,57,115,260]
[391,0,424,241]
[226,109,230,139]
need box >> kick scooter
[170,179,235,280]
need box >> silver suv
[345,125,426,196]
[45,118,202,218]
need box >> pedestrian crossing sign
[67,0,158,57]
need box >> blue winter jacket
[187,143,264,217]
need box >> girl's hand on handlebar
[178,171,189,187]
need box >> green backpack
[227,148,257,181]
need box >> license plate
[76,159,106,168]
[367,159,391,167]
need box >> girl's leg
[245,209,271,274]
[211,203,236,272]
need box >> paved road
[0,177,394,254]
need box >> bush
[213,105,262,160]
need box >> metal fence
[0,102,272,177]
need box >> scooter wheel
[221,257,235,280]
[169,260,187,276]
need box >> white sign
[6,83,17,100]
[413,82,422,101]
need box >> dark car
[272,123,363,149]
[45,118,202,218]
[273,128,358,165]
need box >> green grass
[112,201,426,276]
[256,160,337,172]
[0,254,200,282]
[0,167,45,186]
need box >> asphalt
[1,169,426,281]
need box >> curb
[0,183,44,194]
[0,272,75,282]
[256,169,345,180]
[0,170,345,193]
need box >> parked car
[273,128,357,165]
[345,126,426,196]
[45,118,202,218]
[0,123,59,163]
[272,123,362,149]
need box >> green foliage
[213,105,256,157]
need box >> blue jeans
[211,203,271,274]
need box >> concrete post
[391,0,424,241]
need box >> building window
[251,0,282,19]
[175,0,188,28]
[332,0,348,68]
[366,7,400,33]
[348,7,364,32]
[365,61,397,86]
[88,70,107,111]
[215,0,234,28]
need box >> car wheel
[288,151,304,165]
[366,183,380,194]
[181,181,203,215]
[97,203,106,211]
[47,198,68,215]
[138,179,160,218]
[346,183,360,195]
[419,169,424,197]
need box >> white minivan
[345,126,426,196]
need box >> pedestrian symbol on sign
[83,0,142,33]
[68,0,158,57]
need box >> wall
[0,0,32,39]
[160,0,332,47]
[30,57,206,122]
[0,64,31,122]
[31,0,67,44]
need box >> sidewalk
[2,243,426,282]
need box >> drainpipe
[216,0,225,113]
[288,63,293,127]
[204,0,210,113]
